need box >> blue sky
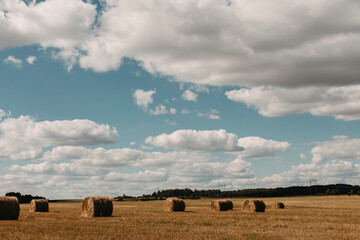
[1,0,360,198]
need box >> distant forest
[6,184,360,202]
[5,192,46,203]
[116,184,360,201]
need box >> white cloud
[26,55,36,64]
[1,0,360,92]
[149,104,176,115]
[262,160,360,187]
[0,115,118,160]
[226,85,360,120]
[74,0,360,89]
[0,0,96,59]
[133,89,156,110]
[145,129,244,152]
[0,109,11,120]
[130,141,136,146]
[146,129,290,159]
[169,108,176,114]
[164,119,176,126]
[181,108,190,114]
[105,170,167,182]
[237,136,291,159]
[311,136,360,163]
[181,90,198,102]
[0,149,257,197]
[179,83,210,94]
[198,109,220,120]
[4,55,22,67]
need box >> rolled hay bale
[211,200,228,211]
[242,199,266,212]
[224,199,233,210]
[29,199,49,212]
[0,196,20,220]
[81,196,113,218]
[163,198,185,212]
[273,202,285,209]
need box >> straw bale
[0,196,20,220]
[163,198,185,212]
[211,200,228,211]
[242,199,266,212]
[224,199,233,210]
[29,199,49,212]
[273,202,285,209]
[81,196,113,217]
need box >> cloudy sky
[1,0,360,199]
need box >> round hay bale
[211,200,228,211]
[29,199,49,212]
[81,196,113,218]
[163,198,185,212]
[242,199,266,212]
[273,202,285,209]
[224,199,233,210]
[0,196,20,220]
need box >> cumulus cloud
[1,149,256,197]
[198,109,220,120]
[0,0,96,54]
[4,55,22,67]
[145,129,244,152]
[226,85,360,120]
[2,1,360,121]
[105,170,167,182]
[262,161,360,187]
[311,136,360,163]
[149,105,176,115]
[73,0,360,89]
[1,1,360,89]
[0,115,118,160]
[26,55,36,64]
[181,109,190,114]
[181,90,198,102]
[146,129,290,159]
[0,109,11,120]
[133,89,156,110]
[163,119,176,126]
[237,137,291,159]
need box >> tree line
[5,192,46,203]
[145,184,360,199]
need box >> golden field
[1,196,360,240]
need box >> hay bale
[273,202,285,209]
[224,199,233,210]
[29,199,49,212]
[242,199,266,212]
[81,196,113,218]
[0,196,20,220]
[163,198,185,212]
[211,200,228,211]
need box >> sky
[1,0,360,199]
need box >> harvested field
[0,196,360,239]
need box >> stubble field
[1,196,360,240]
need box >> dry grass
[1,196,360,239]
